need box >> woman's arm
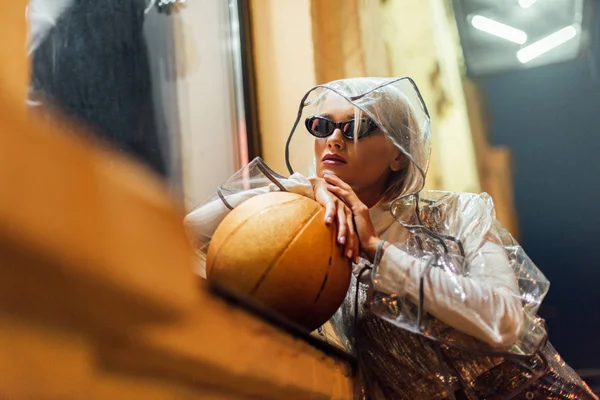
[184,187,270,258]
[184,172,316,264]
[375,240,524,348]
[321,174,528,348]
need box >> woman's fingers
[342,207,353,259]
[324,175,365,211]
[324,198,336,224]
[336,202,348,246]
[326,186,358,261]
[313,179,336,224]
[321,174,380,263]
[322,173,349,189]
[317,175,366,263]
[325,184,349,204]
[346,211,360,263]
[334,201,357,261]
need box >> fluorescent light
[519,0,538,8]
[517,25,578,63]
[471,15,528,44]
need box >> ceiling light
[517,25,578,63]
[471,15,528,44]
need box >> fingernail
[339,236,346,244]
[347,250,353,259]
[326,217,332,224]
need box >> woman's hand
[309,177,360,263]
[322,173,382,262]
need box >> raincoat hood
[285,76,431,199]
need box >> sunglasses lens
[356,119,376,137]
[342,121,354,139]
[306,117,375,139]
[308,117,332,137]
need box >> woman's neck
[354,182,386,209]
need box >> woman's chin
[319,162,347,172]
[318,166,348,179]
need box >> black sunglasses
[305,116,379,140]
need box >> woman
[184,77,596,399]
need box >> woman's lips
[322,154,347,165]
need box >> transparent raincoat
[184,77,596,399]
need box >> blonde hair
[379,97,421,204]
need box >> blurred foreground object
[0,77,352,400]
[0,2,352,398]
[207,192,351,331]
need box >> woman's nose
[326,128,345,149]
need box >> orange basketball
[206,191,351,330]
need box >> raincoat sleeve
[374,194,526,348]
[183,157,315,277]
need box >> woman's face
[313,94,405,193]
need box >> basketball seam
[313,224,337,304]
[207,197,301,278]
[249,205,321,295]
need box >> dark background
[479,7,600,370]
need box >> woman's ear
[390,151,409,172]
